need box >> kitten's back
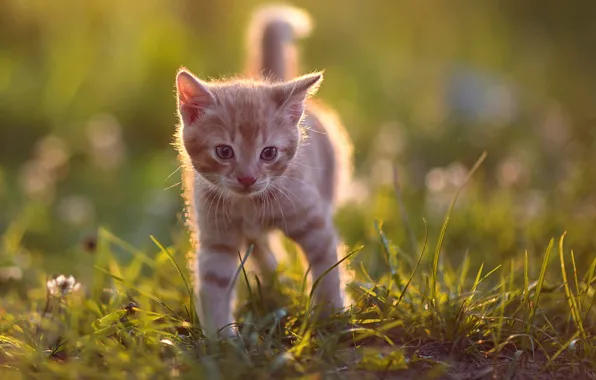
[304,100,353,206]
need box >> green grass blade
[523,250,530,307]
[493,267,507,347]
[394,218,428,309]
[94,265,177,316]
[150,235,196,324]
[570,249,581,314]
[101,228,157,267]
[299,246,361,336]
[236,245,259,319]
[431,151,487,310]
[581,257,596,296]
[526,238,554,335]
[558,233,590,356]
[392,163,417,255]
[458,250,471,294]
[551,331,581,362]
[374,220,403,295]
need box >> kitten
[174,4,353,337]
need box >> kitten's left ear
[272,72,323,124]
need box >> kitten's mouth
[226,183,268,197]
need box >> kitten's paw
[218,324,239,339]
[200,319,237,340]
[310,296,345,320]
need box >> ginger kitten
[174,4,353,337]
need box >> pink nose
[237,176,257,187]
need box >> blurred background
[1,0,595,280]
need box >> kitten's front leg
[195,237,242,338]
[286,213,344,315]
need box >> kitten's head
[175,68,322,197]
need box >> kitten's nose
[237,176,257,187]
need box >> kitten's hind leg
[286,214,344,316]
[249,234,278,278]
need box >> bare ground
[333,342,595,380]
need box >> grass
[1,157,595,379]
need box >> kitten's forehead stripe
[238,122,260,149]
[212,87,280,146]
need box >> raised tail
[246,4,313,81]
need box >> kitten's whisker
[215,187,227,236]
[307,128,326,135]
[262,192,270,227]
[269,182,299,214]
[165,165,182,181]
[279,183,306,213]
[269,176,312,208]
[204,189,217,220]
[250,196,257,213]
[215,187,226,232]
[266,191,274,228]
[270,189,288,233]
[271,174,312,189]
[257,193,266,226]
[289,161,323,170]
[258,193,267,227]
[163,181,183,191]
[223,193,234,227]
[213,189,221,237]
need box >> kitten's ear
[272,72,323,124]
[176,69,215,125]
[286,72,323,97]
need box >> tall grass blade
[94,265,178,315]
[150,235,196,324]
[299,247,361,336]
[581,257,596,295]
[570,249,581,314]
[374,221,403,294]
[235,245,259,319]
[523,250,530,307]
[102,228,156,267]
[395,219,428,309]
[392,163,417,255]
[558,233,590,356]
[526,238,553,335]
[431,152,487,310]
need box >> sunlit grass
[1,166,595,378]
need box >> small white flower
[46,275,81,297]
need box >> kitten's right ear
[176,69,215,125]
[271,72,323,125]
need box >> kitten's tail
[246,4,313,81]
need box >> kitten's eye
[260,147,278,162]
[215,145,234,160]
